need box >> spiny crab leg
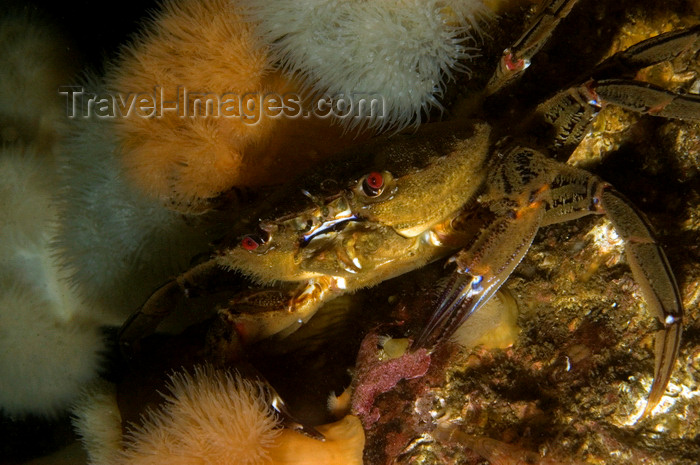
[596,185,683,417]
[485,0,581,95]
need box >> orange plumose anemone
[107,0,357,210]
[75,366,365,465]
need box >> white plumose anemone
[245,0,490,131]
[0,146,105,417]
[0,13,108,417]
[53,109,215,324]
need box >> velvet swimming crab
[120,0,699,423]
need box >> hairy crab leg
[522,77,700,161]
[595,186,683,417]
[538,163,683,416]
[517,26,700,160]
[538,158,683,416]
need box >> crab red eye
[240,227,271,252]
[362,172,384,197]
[241,235,261,251]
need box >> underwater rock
[357,2,700,463]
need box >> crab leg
[485,0,581,95]
[587,79,700,121]
[413,193,545,349]
[119,259,226,357]
[519,26,700,160]
[414,140,682,416]
[590,25,700,81]
[595,185,683,416]
[540,168,683,416]
[527,78,700,160]
[413,145,569,350]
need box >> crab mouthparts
[300,214,361,247]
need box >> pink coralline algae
[351,333,431,427]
